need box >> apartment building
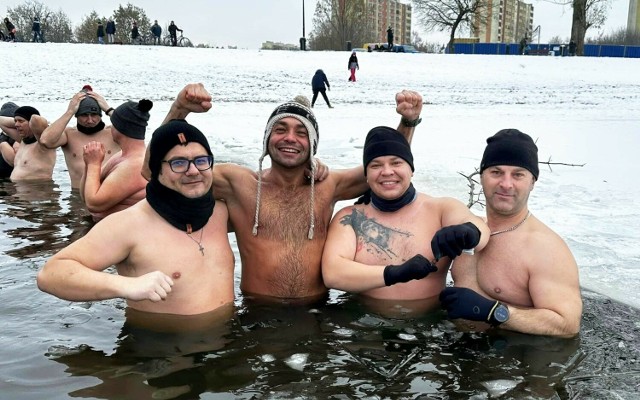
[474,0,534,43]
[367,0,412,45]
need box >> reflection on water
[1,179,639,399]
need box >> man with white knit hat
[145,83,423,301]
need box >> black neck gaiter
[77,120,105,135]
[145,178,215,232]
[363,183,417,212]
[22,135,37,145]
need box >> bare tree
[308,0,375,51]
[6,0,52,42]
[413,0,488,54]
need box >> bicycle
[163,32,192,47]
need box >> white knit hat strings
[253,101,319,240]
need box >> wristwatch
[489,302,510,325]
[401,116,422,127]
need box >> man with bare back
[34,85,120,189]
[146,83,423,302]
[0,106,57,182]
[441,129,582,337]
[38,119,234,315]
[80,99,152,221]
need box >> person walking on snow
[311,69,333,108]
[348,51,359,82]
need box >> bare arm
[38,94,84,148]
[501,238,582,337]
[0,142,16,166]
[37,211,174,302]
[394,90,423,145]
[0,116,18,140]
[322,207,387,292]
[439,198,490,252]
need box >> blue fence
[450,42,640,58]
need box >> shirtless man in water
[0,106,57,182]
[33,85,120,189]
[441,129,582,337]
[80,99,151,221]
[38,119,234,315]
[144,83,423,301]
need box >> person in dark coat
[4,18,16,42]
[106,19,116,44]
[131,21,140,44]
[311,69,333,108]
[97,21,105,44]
[348,51,359,82]
[151,20,162,45]
[386,26,394,50]
[168,21,183,46]
[32,16,43,42]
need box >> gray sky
[1,0,631,47]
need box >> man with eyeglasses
[38,119,235,316]
[80,99,152,222]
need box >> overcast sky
[1,0,631,47]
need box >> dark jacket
[348,53,359,69]
[151,23,162,37]
[5,19,15,32]
[131,25,139,39]
[168,23,180,35]
[97,23,104,38]
[32,18,40,32]
[106,20,116,34]
[311,69,330,91]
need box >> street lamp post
[300,0,306,51]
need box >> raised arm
[0,141,16,166]
[0,116,18,141]
[38,92,87,148]
[37,212,174,302]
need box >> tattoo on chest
[340,209,412,259]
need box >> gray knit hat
[110,99,153,140]
[253,95,319,240]
[76,96,102,117]
[0,102,19,117]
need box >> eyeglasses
[162,155,213,173]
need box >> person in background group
[80,99,152,221]
[97,20,105,44]
[0,106,57,182]
[151,20,162,45]
[31,16,43,43]
[32,85,120,189]
[4,17,16,42]
[106,18,116,44]
[311,69,333,108]
[168,20,182,46]
[38,119,235,316]
[0,102,20,178]
[348,51,359,82]
[322,127,489,313]
[131,21,139,44]
[386,26,394,50]
[143,83,422,302]
[440,129,582,337]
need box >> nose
[380,163,394,175]
[185,160,200,175]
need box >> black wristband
[105,107,114,116]
[401,116,422,127]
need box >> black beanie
[110,99,153,140]
[76,97,102,117]
[480,129,539,179]
[148,119,213,180]
[0,102,19,117]
[14,106,40,121]
[362,126,414,175]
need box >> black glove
[439,287,498,322]
[383,254,438,286]
[431,222,481,261]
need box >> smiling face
[158,142,213,199]
[366,155,413,200]
[267,117,310,169]
[481,165,535,216]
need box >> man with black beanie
[38,119,235,316]
[0,105,57,181]
[35,85,120,188]
[440,128,582,337]
[80,98,152,221]
[321,126,489,315]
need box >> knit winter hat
[253,95,319,239]
[14,106,40,121]
[76,97,102,117]
[110,99,153,140]
[0,102,19,117]
[148,119,213,180]
[363,126,414,176]
[480,129,539,179]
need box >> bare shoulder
[527,217,577,266]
